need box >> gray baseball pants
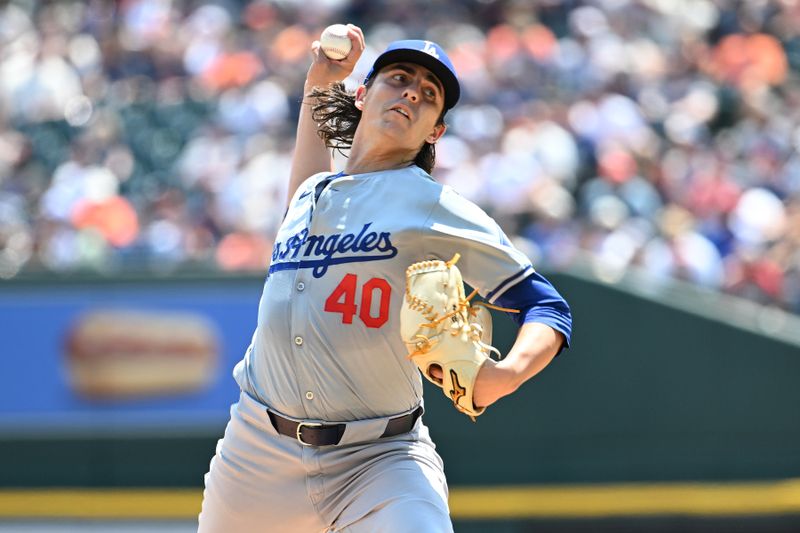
[198,392,453,532]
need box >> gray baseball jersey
[233,165,533,422]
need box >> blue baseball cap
[364,39,461,111]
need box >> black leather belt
[267,406,423,446]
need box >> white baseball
[320,24,352,60]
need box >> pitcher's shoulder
[396,166,447,195]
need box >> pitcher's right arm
[286,24,365,208]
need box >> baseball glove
[400,254,517,420]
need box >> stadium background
[1,0,800,531]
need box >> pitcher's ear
[426,123,447,144]
[354,85,367,111]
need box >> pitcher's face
[354,62,447,149]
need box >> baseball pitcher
[198,24,572,533]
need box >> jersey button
[296,282,305,292]
[305,391,314,400]
[294,336,303,346]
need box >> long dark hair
[308,81,445,174]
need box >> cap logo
[422,41,440,59]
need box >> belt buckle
[296,421,324,446]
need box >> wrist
[304,81,322,95]
[305,76,340,91]
[494,358,524,396]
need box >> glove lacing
[405,254,519,360]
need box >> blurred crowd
[1,0,799,313]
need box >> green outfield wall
[1,269,799,488]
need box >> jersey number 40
[324,273,391,328]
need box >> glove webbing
[406,254,519,360]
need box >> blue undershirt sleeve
[493,271,573,352]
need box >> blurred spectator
[1,0,799,315]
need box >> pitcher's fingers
[346,24,366,52]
